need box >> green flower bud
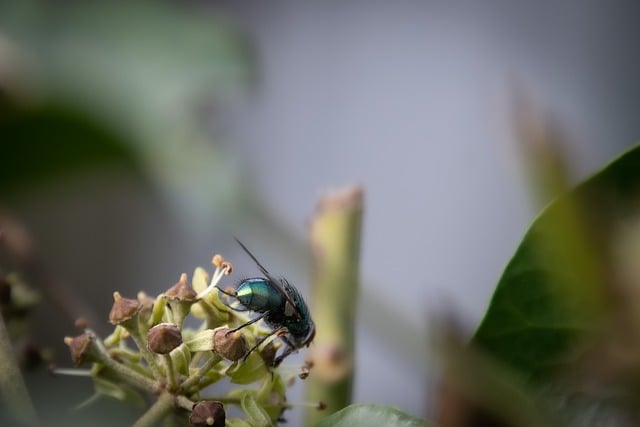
[150,294,167,326]
[170,343,191,376]
[185,329,215,352]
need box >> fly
[219,239,315,367]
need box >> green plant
[57,255,315,427]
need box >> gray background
[11,1,640,423]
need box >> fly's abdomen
[236,278,284,313]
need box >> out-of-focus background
[2,1,640,425]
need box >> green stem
[163,355,177,391]
[132,392,174,427]
[304,186,363,427]
[0,313,38,426]
[93,338,158,392]
[127,320,163,378]
[180,353,222,392]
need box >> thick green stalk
[304,186,363,427]
[132,391,174,427]
[0,314,38,426]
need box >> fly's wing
[234,238,302,318]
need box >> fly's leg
[273,334,297,367]
[242,326,288,362]
[225,311,270,336]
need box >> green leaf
[93,376,145,408]
[316,404,428,427]
[226,352,269,385]
[226,419,253,427]
[473,144,640,382]
[0,106,140,195]
[240,391,272,427]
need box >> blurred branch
[436,322,548,427]
[0,240,38,426]
[304,185,363,427]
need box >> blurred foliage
[474,141,640,379]
[316,403,428,427]
[466,142,640,426]
[0,106,139,193]
[0,0,251,225]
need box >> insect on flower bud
[189,400,225,427]
[147,323,182,354]
[214,327,247,362]
[108,292,140,325]
[64,332,94,366]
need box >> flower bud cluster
[60,252,299,426]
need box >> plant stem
[128,320,164,378]
[163,355,177,391]
[0,313,39,426]
[132,392,174,427]
[304,185,363,427]
[94,337,158,392]
[180,353,222,392]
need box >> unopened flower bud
[108,292,140,325]
[64,332,95,366]
[189,400,225,427]
[137,291,155,325]
[259,340,279,367]
[147,323,182,354]
[214,328,247,362]
[165,274,197,328]
[165,273,197,302]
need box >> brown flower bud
[147,323,182,354]
[108,292,140,325]
[259,340,278,367]
[165,273,197,302]
[189,400,225,427]
[64,332,94,366]
[137,291,155,313]
[214,328,247,362]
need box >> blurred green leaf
[316,403,428,427]
[226,419,253,427]
[473,143,640,382]
[0,0,251,225]
[0,106,139,194]
[240,391,271,427]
